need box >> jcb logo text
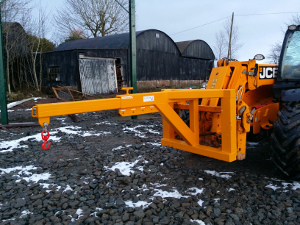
[259,67,278,79]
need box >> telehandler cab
[32,25,300,179]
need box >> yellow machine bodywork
[32,59,279,163]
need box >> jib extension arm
[32,88,238,162]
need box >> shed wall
[42,30,215,91]
[137,49,180,81]
[42,50,78,87]
[179,57,213,80]
[182,41,215,59]
[137,30,180,54]
[42,49,128,90]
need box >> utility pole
[0,0,8,125]
[227,12,234,59]
[115,0,137,119]
[114,0,137,94]
[129,0,137,94]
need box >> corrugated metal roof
[176,41,192,53]
[54,30,214,60]
[176,40,215,60]
[54,31,145,51]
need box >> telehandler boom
[32,25,300,179]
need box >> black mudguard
[281,88,300,102]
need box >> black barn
[42,29,215,93]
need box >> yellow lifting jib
[31,58,280,162]
[32,88,238,162]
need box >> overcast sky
[35,0,300,62]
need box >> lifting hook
[41,127,51,150]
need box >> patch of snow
[96,121,117,126]
[40,183,51,189]
[283,181,300,190]
[266,184,278,191]
[190,219,205,225]
[105,157,149,176]
[2,218,16,222]
[204,170,234,179]
[56,126,82,135]
[214,198,220,203]
[187,187,204,195]
[123,125,146,138]
[0,165,37,175]
[123,124,160,138]
[153,188,189,199]
[125,200,151,209]
[146,128,160,135]
[266,181,300,191]
[150,183,167,188]
[52,126,111,137]
[16,172,51,183]
[104,160,140,176]
[148,142,161,146]
[82,131,111,137]
[90,207,103,217]
[20,210,33,218]
[112,146,124,151]
[6,97,42,109]
[70,208,84,222]
[228,188,235,192]
[197,199,204,207]
[56,117,66,121]
[0,131,60,153]
[247,142,260,146]
[63,185,73,192]
[0,165,52,184]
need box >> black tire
[180,110,190,127]
[270,101,300,180]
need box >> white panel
[79,58,117,95]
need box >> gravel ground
[0,99,300,225]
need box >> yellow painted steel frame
[32,88,237,162]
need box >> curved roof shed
[44,29,215,90]
[54,32,130,51]
[176,40,215,60]
[54,29,180,54]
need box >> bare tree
[1,0,32,93]
[290,14,300,25]
[55,0,129,40]
[65,28,86,42]
[267,14,300,64]
[25,5,52,92]
[267,42,282,64]
[215,31,226,60]
[214,15,242,60]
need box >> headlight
[288,25,297,31]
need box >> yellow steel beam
[189,99,199,143]
[156,103,198,146]
[32,89,238,162]
[220,89,237,155]
[32,98,121,126]
[165,89,230,99]
[177,104,222,113]
[161,139,237,162]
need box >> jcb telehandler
[32,25,300,179]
